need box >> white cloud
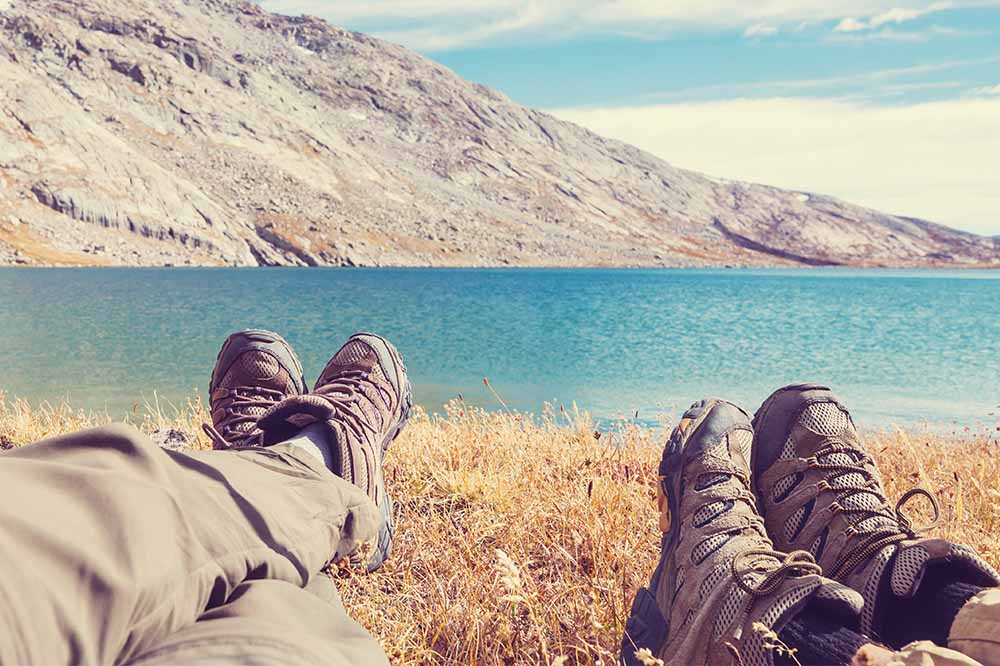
[551,97,1000,235]
[260,0,999,50]
[832,2,955,34]
[870,1,954,26]
[834,17,870,31]
[973,83,1000,94]
[744,23,779,37]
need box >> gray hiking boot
[258,333,412,572]
[751,383,1000,636]
[204,329,306,450]
[622,399,863,666]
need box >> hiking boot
[204,329,306,450]
[257,333,412,572]
[622,399,863,666]
[751,383,1000,636]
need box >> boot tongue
[258,394,338,440]
[807,579,865,620]
[750,578,863,664]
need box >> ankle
[279,423,335,470]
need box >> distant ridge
[1,0,997,267]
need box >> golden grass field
[1,392,998,665]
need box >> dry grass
[1,392,998,665]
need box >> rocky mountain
[1,0,997,268]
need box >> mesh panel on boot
[861,547,894,630]
[799,402,851,435]
[810,528,828,560]
[748,584,818,666]
[693,533,731,563]
[952,544,1000,582]
[731,429,753,461]
[785,504,809,542]
[221,353,280,385]
[890,545,932,596]
[772,473,802,502]
[693,500,734,527]
[821,442,896,534]
[696,473,730,490]
[772,435,801,500]
[712,586,750,639]
[333,340,372,365]
[699,563,729,600]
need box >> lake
[1,267,998,430]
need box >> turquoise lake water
[0,267,998,429]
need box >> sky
[261,1,1000,235]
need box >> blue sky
[262,1,1000,235]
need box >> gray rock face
[0,0,996,267]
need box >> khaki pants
[0,424,389,666]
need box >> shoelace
[202,386,286,449]
[806,443,940,578]
[699,467,823,596]
[732,548,823,596]
[313,369,393,444]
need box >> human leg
[0,425,378,665]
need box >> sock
[776,605,870,666]
[280,423,335,470]
[876,562,984,649]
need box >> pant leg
[880,642,983,666]
[123,576,388,666]
[0,423,381,665]
[947,589,1000,666]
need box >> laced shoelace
[703,468,823,596]
[732,549,823,596]
[313,369,393,444]
[805,443,940,579]
[202,386,286,449]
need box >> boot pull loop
[895,487,940,536]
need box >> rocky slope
[1,0,997,267]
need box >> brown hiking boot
[751,383,1000,636]
[622,398,863,665]
[204,329,306,450]
[257,333,412,572]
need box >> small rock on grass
[150,428,192,451]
